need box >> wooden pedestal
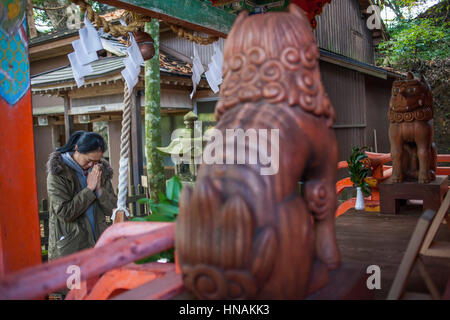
[380,176,448,215]
[307,263,374,300]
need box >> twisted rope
[68,0,141,221]
[111,83,133,221]
[70,0,148,38]
[168,24,219,45]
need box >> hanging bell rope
[70,0,149,38]
[168,23,219,45]
[111,82,133,223]
[68,0,214,222]
[68,0,145,223]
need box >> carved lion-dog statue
[388,72,437,184]
[176,4,340,299]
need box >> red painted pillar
[0,4,41,275]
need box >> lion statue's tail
[176,165,316,299]
[176,176,280,299]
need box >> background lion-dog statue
[388,72,437,184]
[176,4,340,299]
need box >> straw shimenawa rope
[70,0,148,37]
[168,23,219,45]
[70,0,218,45]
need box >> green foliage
[134,248,175,264]
[377,18,450,68]
[87,1,109,13]
[347,147,372,197]
[131,176,182,264]
[377,1,450,154]
[133,175,181,222]
[376,1,450,70]
[31,0,56,31]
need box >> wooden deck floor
[336,205,450,300]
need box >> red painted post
[0,91,42,275]
[0,6,41,274]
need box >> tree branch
[382,0,405,19]
[33,5,69,11]
[26,0,38,38]
[52,15,67,29]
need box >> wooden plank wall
[160,33,226,67]
[72,94,124,108]
[320,60,367,162]
[365,75,394,154]
[314,0,374,64]
[72,89,192,110]
[161,0,374,66]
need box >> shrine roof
[31,50,193,89]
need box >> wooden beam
[131,90,144,188]
[33,74,192,97]
[387,210,436,300]
[420,191,450,256]
[416,258,441,300]
[29,35,78,62]
[160,43,192,65]
[98,0,236,37]
[63,93,74,143]
[68,81,124,98]
[317,49,405,80]
[51,125,61,150]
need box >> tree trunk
[144,20,166,201]
[26,0,38,39]
[41,0,70,31]
[383,0,404,19]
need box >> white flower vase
[355,187,365,211]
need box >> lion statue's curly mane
[176,4,340,299]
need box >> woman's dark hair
[56,130,107,154]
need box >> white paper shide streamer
[69,16,103,87]
[190,44,204,99]
[205,42,223,94]
[190,41,223,98]
[121,33,144,91]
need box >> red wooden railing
[0,222,180,300]
[335,153,450,218]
